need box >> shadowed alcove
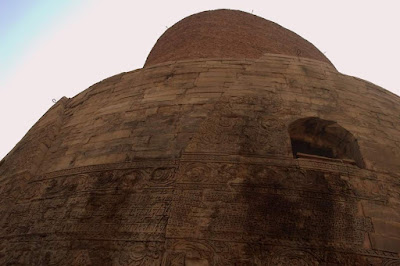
[289,117,365,168]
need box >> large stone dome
[145,9,333,66]
[0,9,399,265]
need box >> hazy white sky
[1,0,399,160]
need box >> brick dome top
[145,9,333,67]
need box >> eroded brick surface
[0,53,399,265]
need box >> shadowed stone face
[289,117,365,168]
[0,9,399,265]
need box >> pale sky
[1,0,399,160]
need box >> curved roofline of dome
[145,9,334,67]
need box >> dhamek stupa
[0,9,399,265]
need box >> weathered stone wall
[0,54,399,265]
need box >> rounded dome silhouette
[1,9,399,265]
[145,9,333,66]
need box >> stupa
[0,9,399,265]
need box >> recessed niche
[289,117,364,168]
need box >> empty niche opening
[288,117,364,168]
